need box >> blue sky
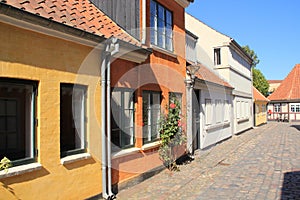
[186,0,300,80]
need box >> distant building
[267,80,282,95]
[268,64,300,122]
[253,86,269,126]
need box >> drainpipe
[141,0,146,44]
[101,37,119,200]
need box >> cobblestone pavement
[116,122,300,200]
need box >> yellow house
[253,86,269,126]
[0,1,149,199]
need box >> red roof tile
[253,86,269,102]
[193,64,233,89]
[3,0,141,46]
[268,64,300,101]
[268,80,282,84]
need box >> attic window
[214,48,221,65]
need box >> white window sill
[141,141,161,150]
[205,121,231,131]
[0,163,42,179]
[237,118,250,124]
[60,153,91,165]
[112,141,161,159]
[112,148,140,159]
[151,45,177,59]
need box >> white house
[185,13,253,150]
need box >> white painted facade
[185,13,253,138]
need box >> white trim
[60,153,91,165]
[112,148,140,159]
[141,141,161,150]
[0,163,42,179]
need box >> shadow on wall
[290,125,300,131]
[281,171,300,199]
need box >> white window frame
[274,104,281,113]
[205,99,213,125]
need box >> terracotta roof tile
[253,86,269,102]
[193,64,233,89]
[3,0,141,46]
[268,80,282,84]
[268,64,300,101]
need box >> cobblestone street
[117,122,300,199]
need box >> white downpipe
[141,0,146,44]
[102,37,119,199]
[101,50,109,199]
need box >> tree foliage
[242,45,260,67]
[242,45,269,96]
[253,68,269,97]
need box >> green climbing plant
[159,96,186,171]
[0,157,12,172]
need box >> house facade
[268,64,300,122]
[185,13,253,138]
[0,0,193,199]
[185,30,234,150]
[253,86,269,126]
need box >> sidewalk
[116,122,300,199]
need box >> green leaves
[0,157,12,172]
[253,68,269,97]
[158,96,186,170]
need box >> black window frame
[0,78,37,166]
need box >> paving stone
[116,122,300,199]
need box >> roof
[268,80,282,84]
[253,86,269,102]
[268,64,300,101]
[2,0,141,46]
[193,64,233,89]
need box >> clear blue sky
[186,0,300,80]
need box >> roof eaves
[0,2,106,45]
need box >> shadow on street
[281,171,300,199]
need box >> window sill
[0,163,42,179]
[112,147,140,159]
[141,141,161,151]
[237,118,250,124]
[205,121,231,131]
[60,153,91,165]
[151,45,177,59]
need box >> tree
[253,68,269,97]
[242,45,260,67]
[242,45,269,96]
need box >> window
[236,101,241,119]
[111,88,135,149]
[224,100,230,122]
[214,48,221,65]
[0,79,37,166]
[215,100,222,123]
[143,91,161,143]
[186,30,198,63]
[205,99,213,125]
[274,104,280,113]
[150,0,173,51]
[60,84,86,158]
[291,104,300,112]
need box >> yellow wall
[0,22,103,199]
[254,101,268,126]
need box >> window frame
[274,104,281,113]
[214,48,221,65]
[60,83,87,158]
[205,99,213,125]
[150,0,173,52]
[0,78,37,166]
[111,88,135,149]
[142,90,161,144]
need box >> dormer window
[214,48,221,65]
[150,0,173,52]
